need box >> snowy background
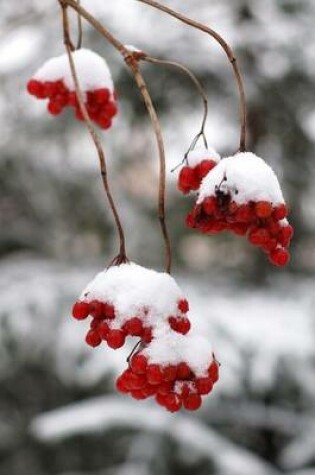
[0,0,315,474]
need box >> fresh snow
[143,331,213,377]
[33,48,114,93]
[79,262,185,329]
[198,152,285,205]
[187,146,221,168]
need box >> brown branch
[59,1,128,265]
[144,55,208,150]
[137,0,247,153]
[60,0,172,273]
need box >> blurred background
[0,0,315,474]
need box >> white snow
[187,146,221,168]
[33,48,114,92]
[143,330,214,377]
[80,262,185,329]
[197,152,285,205]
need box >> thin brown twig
[59,1,128,264]
[144,56,208,150]
[137,0,247,153]
[60,0,172,273]
[76,0,83,49]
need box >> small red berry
[175,318,191,335]
[162,365,177,382]
[255,201,273,218]
[98,321,110,340]
[178,167,198,194]
[269,247,290,266]
[164,393,182,412]
[89,300,104,319]
[273,204,288,220]
[195,377,213,395]
[236,204,254,223]
[47,101,63,115]
[197,159,217,180]
[183,393,202,411]
[72,301,90,320]
[130,354,147,374]
[208,361,219,383]
[116,376,129,394]
[27,79,45,97]
[124,317,144,336]
[147,364,163,385]
[203,196,217,215]
[106,329,126,349]
[94,88,110,104]
[142,327,152,344]
[103,303,115,319]
[178,298,189,314]
[85,329,101,348]
[177,362,191,380]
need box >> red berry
[203,196,217,215]
[183,393,202,411]
[142,384,157,397]
[196,377,213,395]
[208,361,219,383]
[103,303,115,319]
[248,228,270,246]
[156,381,173,395]
[27,79,45,98]
[131,390,147,400]
[97,115,112,129]
[130,354,147,374]
[162,365,177,382]
[273,204,288,220]
[85,329,101,348]
[116,376,129,394]
[178,298,189,313]
[72,301,90,320]
[142,327,152,344]
[147,364,163,385]
[98,321,110,339]
[168,316,178,332]
[94,88,110,104]
[175,318,191,335]
[177,363,192,380]
[230,223,248,236]
[68,92,78,107]
[104,101,118,118]
[155,393,167,407]
[164,393,182,412]
[236,204,254,223]
[197,159,217,180]
[269,247,290,266]
[47,101,63,115]
[178,167,198,194]
[89,300,104,319]
[124,317,143,336]
[255,201,273,218]
[106,329,126,349]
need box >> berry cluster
[117,351,219,412]
[187,198,293,266]
[185,152,294,266]
[71,263,219,412]
[27,80,117,130]
[26,49,117,130]
[72,296,191,350]
[177,147,220,194]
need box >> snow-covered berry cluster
[117,332,219,412]
[26,49,117,129]
[71,263,219,412]
[183,151,293,266]
[177,147,220,194]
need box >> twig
[143,55,208,150]
[59,1,128,264]
[137,0,247,153]
[76,0,83,49]
[60,0,172,273]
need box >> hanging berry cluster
[181,150,293,266]
[71,263,219,412]
[26,0,295,414]
[27,49,117,129]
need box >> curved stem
[144,56,208,149]
[60,0,172,273]
[59,2,128,264]
[137,0,247,152]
